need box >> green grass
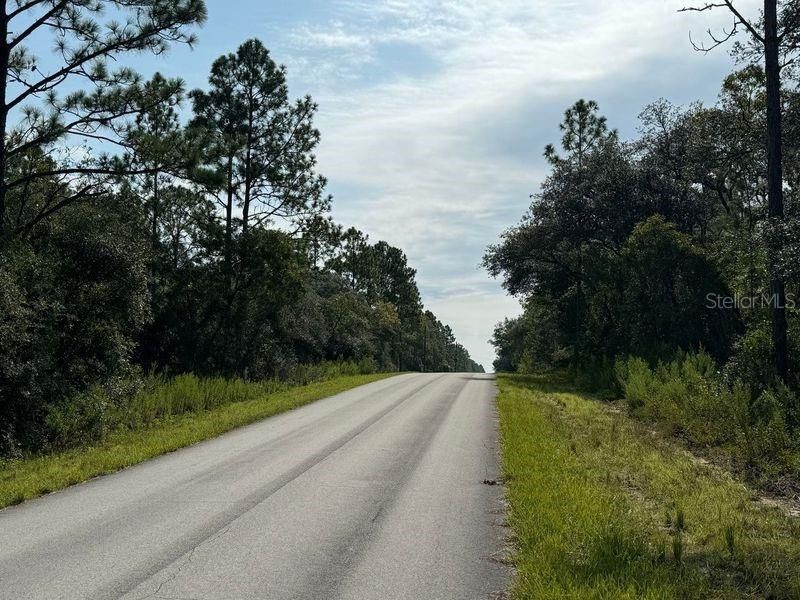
[0,373,393,509]
[498,373,800,599]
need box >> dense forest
[486,2,800,478]
[0,2,481,455]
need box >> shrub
[45,387,112,449]
[617,217,741,361]
[723,328,774,395]
[38,360,377,452]
[615,356,653,410]
[575,357,619,398]
[0,204,149,453]
[616,351,798,471]
[284,359,377,386]
[738,388,793,469]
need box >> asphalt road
[0,373,509,599]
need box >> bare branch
[680,0,765,50]
[688,20,739,52]
[679,3,727,12]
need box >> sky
[135,0,760,370]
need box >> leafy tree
[0,195,148,451]
[544,100,616,367]
[0,29,484,455]
[190,38,329,270]
[614,216,741,359]
[330,226,375,293]
[491,317,529,373]
[680,0,800,380]
[299,214,342,269]
[0,0,207,240]
[126,73,195,257]
[487,105,637,368]
[544,99,616,168]
[364,241,422,318]
[487,95,749,371]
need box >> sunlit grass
[0,373,393,509]
[498,373,800,599]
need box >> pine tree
[0,0,207,240]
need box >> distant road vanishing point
[0,373,509,599]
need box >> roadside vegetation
[0,1,482,461]
[616,352,800,494]
[486,1,800,526]
[498,374,800,600]
[0,366,393,509]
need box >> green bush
[117,375,282,428]
[739,388,793,470]
[45,387,113,449]
[723,328,775,395]
[0,203,149,453]
[283,358,377,386]
[616,351,798,471]
[44,376,146,449]
[574,357,619,398]
[615,356,653,410]
[41,360,378,452]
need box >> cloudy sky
[152,0,759,370]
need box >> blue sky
[138,0,758,370]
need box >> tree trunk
[225,153,234,277]
[242,103,254,236]
[764,0,789,382]
[150,170,160,304]
[0,5,9,239]
[151,171,160,251]
[574,271,582,371]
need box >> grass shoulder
[0,373,394,510]
[497,373,800,599]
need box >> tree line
[0,1,481,454]
[486,1,800,401]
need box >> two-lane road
[0,373,509,599]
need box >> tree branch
[8,1,68,51]
[688,21,739,52]
[12,186,105,237]
[723,0,765,42]
[8,0,51,21]
[8,165,159,189]
[7,14,195,111]
[680,1,765,47]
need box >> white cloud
[289,21,371,51]
[274,0,759,368]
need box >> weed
[675,508,686,532]
[672,534,683,566]
[498,374,800,599]
[724,524,736,557]
[0,373,393,509]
